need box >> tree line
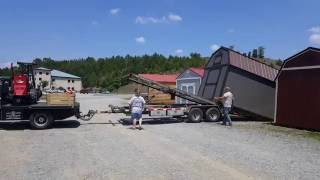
[0,50,283,92]
[0,53,206,91]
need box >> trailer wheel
[205,107,221,122]
[187,108,203,123]
[30,112,53,129]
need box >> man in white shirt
[215,87,234,126]
[129,89,146,130]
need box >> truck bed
[1,102,80,121]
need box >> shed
[275,47,320,131]
[198,47,278,119]
[139,74,178,104]
[176,68,204,104]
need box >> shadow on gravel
[119,118,183,126]
[0,120,80,130]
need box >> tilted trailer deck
[105,74,223,123]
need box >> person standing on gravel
[129,89,146,130]
[215,87,234,126]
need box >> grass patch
[235,122,320,142]
[302,131,320,142]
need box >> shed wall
[176,78,201,103]
[198,49,229,98]
[226,67,275,119]
[276,69,320,131]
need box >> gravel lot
[0,94,319,180]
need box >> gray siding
[176,70,201,104]
[226,68,275,119]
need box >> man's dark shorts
[131,113,142,120]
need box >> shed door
[180,83,195,104]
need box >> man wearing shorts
[129,89,146,130]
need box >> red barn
[139,74,178,104]
[275,47,320,131]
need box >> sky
[0,0,319,66]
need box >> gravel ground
[0,94,319,180]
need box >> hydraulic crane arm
[127,74,216,105]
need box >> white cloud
[91,21,99,25]
[135,16,166,24]
[168,13,182,22]
[175,49,183,55]
[227,29,235,33]
[308,26,320,34]
[308,26,320,45]
[210,44,220,51]
[135,36,146,44]
[135,13,182,24]
[309,33,320,45]
[110,8,120,15]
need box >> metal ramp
[128,74,216,105]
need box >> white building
[33,67,52,88]
[33,67,82,92]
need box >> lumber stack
[46,93,75,106]
[148,84,176,105]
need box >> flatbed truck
[0,101,95,129]
[105,74,223,123]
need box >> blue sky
[0,0,319,66]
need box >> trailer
[104,74,223,123]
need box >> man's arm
[214,96,226,101]
[128,97,134,109]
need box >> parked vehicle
[0,63,95,129]
[80,88,90,94]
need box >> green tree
[252,49,258,58]
[275,59,283,66]
[258,46,265,58]
[41,80,48,88]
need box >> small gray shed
[176,68,204,104]
[198,47,278,119]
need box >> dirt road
[0,94,319,180]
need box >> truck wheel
[30,112,53,129]
[187,108,203,123]
[205,107,221,122]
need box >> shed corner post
[274,78,278,124]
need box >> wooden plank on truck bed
[46,93,75,106]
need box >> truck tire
[187,108,203,123]
[30,112,53,129]
[205,107,221,122]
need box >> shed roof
[212,47,279,81]
[51,70,81,79]
[35,67,51,71]
[139,74,178,83]
[275,47,320,80]
[228,50,278,81]
[189,68,204,77]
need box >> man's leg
[132,113,137,129]
[225,108,232,126]
[138,113,143,129]
[222,108,228,125]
